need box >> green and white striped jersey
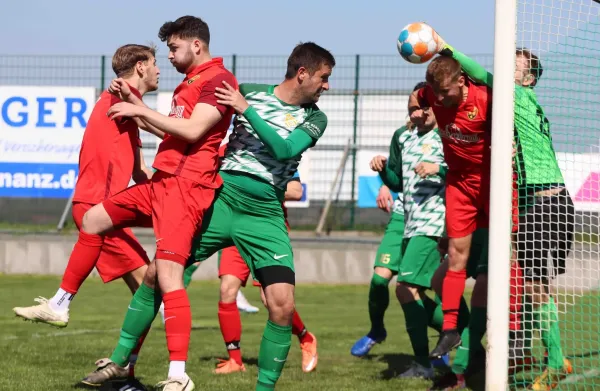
[398,127,446,238]
[220,83,327,189]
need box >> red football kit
[103,58,238,265]
[418,80,492,238]
[63,88,149,287]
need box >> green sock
[424,294,442,332]
[535,297,564,370]
[256,320,292,390]
[401,300,431,368]
[452,306,486,375]
[110,283,161,367]
[183,262,200,289]
[368,274,390,334]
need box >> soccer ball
[397,22,441,64]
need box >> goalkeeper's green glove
[438,42,455,57]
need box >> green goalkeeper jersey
[220,83,327,190]
[380,126,446,238]
[449,49,565,191]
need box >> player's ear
[523,73,535,87]
[135,61,145,77]
[297,66,308,82]
[457,75,465,87]
[192,38,203,55]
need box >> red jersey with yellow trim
[73,88,143,204]
[418,80,492,173]
[153,58,238,187]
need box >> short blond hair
[426,56,461,85]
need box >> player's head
[410,81,437,130]
[285,42,336,104]
[111,44,160,93]
[425,56,465,107]
[158,15,210,74]
[515,48,542,87]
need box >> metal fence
[1,53,597,228]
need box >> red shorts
[446,171,490,238]
[218,246,251,286]
[72,202,149,283]
[512,172,519,233]
[103,171,216,265]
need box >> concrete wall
[0,231,598,291]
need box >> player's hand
[108,78,132,101]
[414,162,439,178]
[409,109,426,126]
[215,81,249,114]
[107,102,141,120]
[370,155,388,172]
[376,185,393,213]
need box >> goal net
[507,0,600,389]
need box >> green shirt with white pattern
[397,126,446,238]
[220,84,327,190]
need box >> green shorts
[467,228,489,278]
[397,236,441,288]
[190,171,294,285]
[373,213,405,273]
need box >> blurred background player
[409,54,493,359]
[13,43,161,379]
[366,81,448,379]
[350,181,405,357]
[439,43,574,389]
[81,15,238,391]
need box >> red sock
[163,289,191,362]
[60,230,104,294]
[442,269,467,330]
[128,328,149,377]
[509,262,524,331]
[218,301,242,365]
[292,311,312,344]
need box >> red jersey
[153,58,238,187]
[73,88,142,204]
[418,81,492,173]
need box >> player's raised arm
[439,45,494,87]
[108,78,166,140]
[215,81,325,161]
[108,99,223,143]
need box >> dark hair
[112,44,156,77]
[426,56,462,85]
[516,47,543,86]
[158,16,210,46]
[284,42,336,80]
[412,81,428,92]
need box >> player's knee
[264,283,295,324]
[395,282,420,303]
[82,205,112,235]
[142,261,158,290]
[448,243,469,271]
[219,275,241,303]
[374,267,393,281]
[156,259,185,293]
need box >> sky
[0,0,496,56]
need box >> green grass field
[1,275,598,391]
